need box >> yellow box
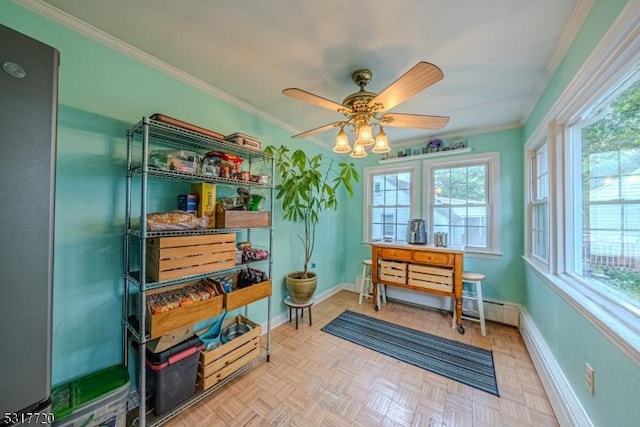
[191,183,216,228]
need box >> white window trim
[523,0,640,363]
[423,151,501,258]
[524,124,555,273]
[362,161,420,243]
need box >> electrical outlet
[585,363,595,394]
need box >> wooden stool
[284,296,314,329]
[452,272,487,336]
[358,259,373,304]
[358,259,386,305]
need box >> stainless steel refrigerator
[0,23,59,425]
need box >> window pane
[397,172,411,190]
[434,207,450,226]
[434,169,450,204]
[431,163,490,249]
[622,174,640,198]
[384,190,397,205]
[574,76,640,303]
[368,170,413,242]
[468,165,486,203]
[466,226,487,247]
[370,223,383,241]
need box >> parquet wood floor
[163,290,558,426]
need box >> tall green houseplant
[265,145,359,303]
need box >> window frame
[525,136,552,271]
[362,161,420,243]
[423,151,502,258]
[523,0,640,363]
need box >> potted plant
[264,145,360,304]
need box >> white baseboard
[346,283,521,327]
[520,308,593,427]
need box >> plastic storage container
[51,364,130,427]
[146,336,203,416]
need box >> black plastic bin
[146,336,203,416]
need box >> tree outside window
[576,77,640,301]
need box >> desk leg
[371,248,379,311]
[454,253,465,334]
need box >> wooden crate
[146,234,236,282]
[142,280,224,339]
[380,260,407,284]
[198,315,261,390]
[215,211,270,229]
[407,264,454,293]
[207,277,272,311]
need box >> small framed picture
[452,140,465,150]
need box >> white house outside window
[424,152,501,256]
[568,73,640,305]
[364,163,419,242]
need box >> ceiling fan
[282,61,450,158]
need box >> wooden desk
[371,242,466,334]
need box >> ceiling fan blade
[291,122,339,139]
[282,88,350,113]
[381,113,450,130]
[370,62,444,112]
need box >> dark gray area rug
[321,310,499,396]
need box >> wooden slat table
[371,242,466,334]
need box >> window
[568,73,640,305]
[424,152,501,255]
[363,163,419,242]
[531,143,550,262]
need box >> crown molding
[521,0,595,123]
[10,0,322,145]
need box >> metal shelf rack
[124,116,274,427]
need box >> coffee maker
[406,219,428,244]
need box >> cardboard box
[191,183,216,228]
[146,234,236,282]
[146,326,195,354]
[177,194,198,214]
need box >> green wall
[524,0,640,426]
[0,1,349,385]
[340,127,525,304]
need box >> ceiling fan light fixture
[332,128,352,153]
[355,123,375,147]
[372,128,390,153]
[350,142,367,158]
[283,62,449,158]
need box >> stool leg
[289,306,292,324]
[451,298,457,329]
[295,308,299,330]
[309,306,312,326]
[358,262,369,305]
[475,281,486,336]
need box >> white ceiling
[37,0,584,149]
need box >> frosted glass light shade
[350,142,367,158]
[355,123,375,146]
[333,129,351,153]
[372,128,390,153]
